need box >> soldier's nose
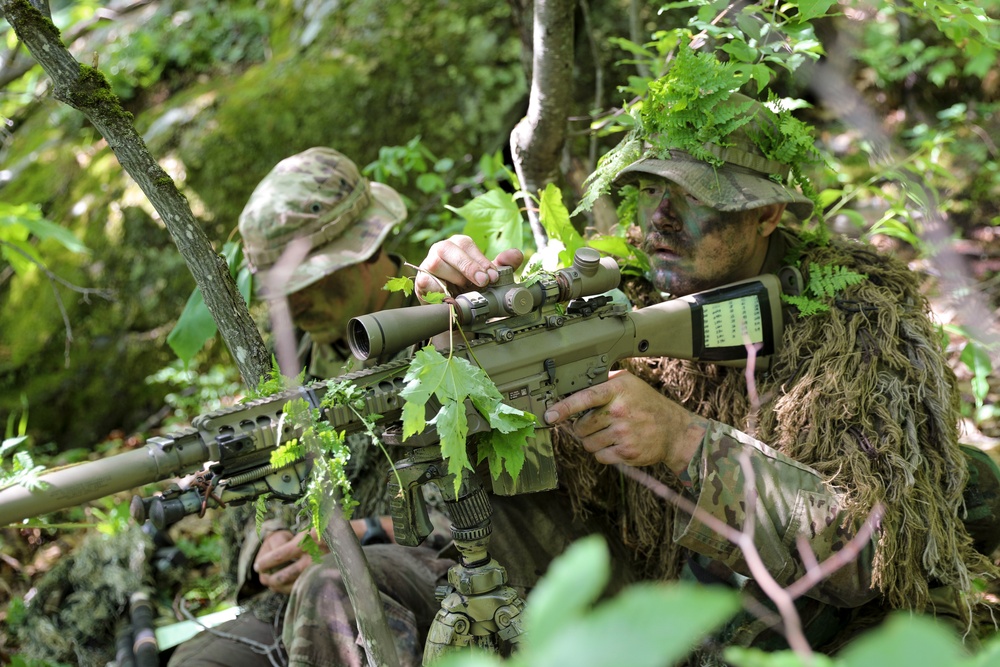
[651,202,682,232]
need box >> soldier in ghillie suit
[168,147,419,666]
[416,89,1000,662]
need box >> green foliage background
[3,0,1000,665]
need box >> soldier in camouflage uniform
[416,93,1000,663]
[167,147,422,666]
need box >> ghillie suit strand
[555,231,998,648]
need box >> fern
[1,435,47,493]
[782,264,868,316]
[808,264,868,297]
[253,493,270,538]
[244,355,307,401]
[577,41,823,225]
[781,293,830,316]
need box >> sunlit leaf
[447,189,523,260]
[837,613,966,667]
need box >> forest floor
[5,231,1000,664]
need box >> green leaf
[521,535,611,648]
[0,238,42,276]
[446,189,523,261]
[422,291,446,304]
[725,647,836,667]
[428,650,505,667]
[795,0,838,22]
[483,400,535,434]
[434,400,472,494]
[1,435,28,458]
[167,287,218,364]
[384,276,414,296]
[0,202,89,254]
[401,344,536,493]
[967,632,1000,666]
[721,40,757,64]
[586,236,650,275]
[960,341,992,407]
[477,426,530,481]
[167,245,250,362]
[415,172,446,194]
[538,183,585,265]
[400,346,450,439]
[520,565,740,667]
[837,613,966,667]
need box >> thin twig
[175,596,286,667]
[618,460,883,663]
[1,239,113,367]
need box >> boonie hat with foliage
[578,48,820,223]
[239,147,406,297]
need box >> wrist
[666,415,708,476]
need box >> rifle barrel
[0,431,211,526]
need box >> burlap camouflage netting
[554,228,999,645]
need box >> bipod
[382,428,527,665]
[421,474,527,664]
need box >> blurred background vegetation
[1,0,1000,664]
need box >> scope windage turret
[348,247,621,360]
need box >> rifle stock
[0,248,786,530]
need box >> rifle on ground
[0,247,787,531]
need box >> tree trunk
[509,0,576,249]
[1,0,271,388]
[1,4,400,666]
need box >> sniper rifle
[0,248,789,530]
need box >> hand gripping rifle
[0,247,792,663]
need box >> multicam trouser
[282,544,453,667]
[166,544,452,667]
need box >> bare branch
[509,0,576,249]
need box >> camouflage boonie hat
[239,147,406,297]
[614,93,814,221]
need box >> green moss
[71,64,134,123]
[7,0,62,44]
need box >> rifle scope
[349,247,621,360]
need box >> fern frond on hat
[578,45,822,226]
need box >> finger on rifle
[494,248,525,272]
[255,534,304,573]
[419,235,498,290]
[543,384,614,426]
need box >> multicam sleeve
[673,420,879,607]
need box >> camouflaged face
[239,147,405,296]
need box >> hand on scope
[415,234,524,301]
[543,369,709,476]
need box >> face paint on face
[286,268,374,344]
[636,178,764,296]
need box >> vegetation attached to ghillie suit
[14,523,157,667]
[556,230,1000,647]
[558,44,1000,652]
[576,44,823,222]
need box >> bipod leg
[422,472,527,665]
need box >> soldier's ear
[757,204,785,238]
